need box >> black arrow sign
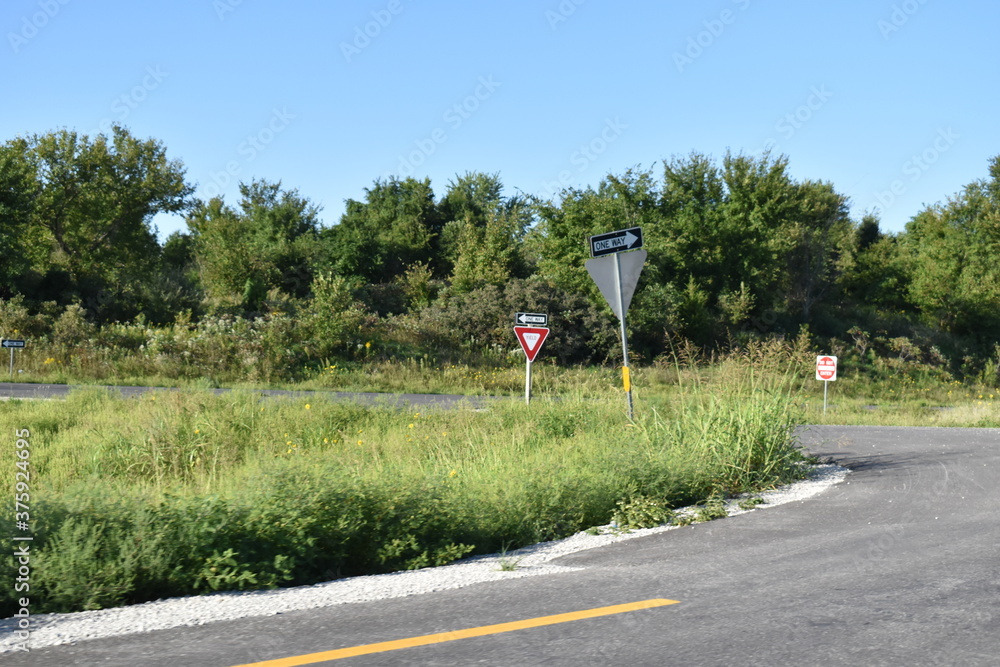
[515,312,548,326]
[589,227,643,257]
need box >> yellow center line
[231,598,680,667]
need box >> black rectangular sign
[1,339,25,348]
[589,227,643,257]
[515,312,548,326]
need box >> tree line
[2,125,999,375]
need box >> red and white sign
[514,326,550,363]
[816,355,838,381]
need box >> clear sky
[3,0,997,241]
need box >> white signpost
[586,228,646,419]
[816,355,837,413]
[514,323,550,405]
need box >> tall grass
[0,372,806,616]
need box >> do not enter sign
[816,355,838,381]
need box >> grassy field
[4,340,1000,617]
[1,351,809,616]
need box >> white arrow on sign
[516,312,548,326]
[590,227,643,257]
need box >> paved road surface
[6,425,999,666]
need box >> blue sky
[3,0,997,241]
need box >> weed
[694,496,729,523]
[496,545,522,572]
[612,496,676,529]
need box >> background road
[6,425,1000,666]
[0,381,492,408]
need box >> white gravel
[1,463,847,653]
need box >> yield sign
[816,355,837,381]
[514,326,550,363]
[585,250,647,321]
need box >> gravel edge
[0,463,848,653]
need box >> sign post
[815,355,837,413]
[586,228,645,420]
[2,339,26,377]
[514,324,549,405]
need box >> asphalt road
[0,381,493,408]
[6,425,1000,666]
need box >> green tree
[899,158,1000,339]
[17,126,193,301]
[449,213,528,293]
[2,126,194,320]
[187,179,322,306]
[718,152,798,293]
[323,177,443,282]
[438,172,504,231]
[0,141,37,296]
[443,172,532,293]
[654,151,856,336]
[781,179,853,322]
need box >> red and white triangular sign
[514,326,550,363]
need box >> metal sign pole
[9,348,13,377]
[614,253,634,420]
[525,358,532,405]
[823,380,828,414]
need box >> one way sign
[589,227,643,257]
[515,312,548,326]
